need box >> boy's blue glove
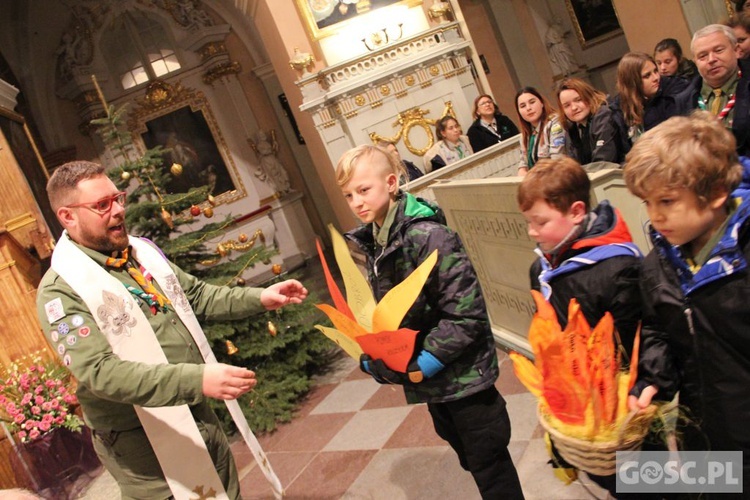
[359,351,445,385]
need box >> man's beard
[77,222,129,254]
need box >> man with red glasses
[36,161,307,499]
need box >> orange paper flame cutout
[314,226,438,373]
[512,290,628,428]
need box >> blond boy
[336,145,524,499]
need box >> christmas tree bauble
[170,163,183,176]
[190,205,201,216]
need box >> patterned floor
[233,351,610,500]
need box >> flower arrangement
[0,354,83,443]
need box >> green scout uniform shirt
[36,239,265,432]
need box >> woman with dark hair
[557,78,626,165]
[729,14,750,59]
[653,38,698,79]
[736,0,750,15]
[466,94,519,152]
[610,52,693,147]
[423,115,473,173]
[514,87,566,176]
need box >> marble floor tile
[310,379,381,415]
[360,384,407,410]
[323,407,412,451]
[270,412,355,452]
[283,450,377,498]
[383,404,446,449]
[344,447,480,500]
[505,392,541,442]
[239,451,317,500]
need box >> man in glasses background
[36,160,307,499]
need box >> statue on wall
[544,21,579,77]
[248,129,291,195]
[174,0,213,30]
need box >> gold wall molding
[203,61,242,85]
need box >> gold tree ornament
[225,340,239,355]
[238,233,248,243]
[121,171,131,181]
[272,264,282,275]
[267,321,278,336]
[170,163,183,176]
[203,206,214,218]
[236,277,245,286]
[160,208,174,229]
[207,194,216,206]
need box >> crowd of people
[32,9,750,500]
[400,16,750,190]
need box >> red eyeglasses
[66,191,127,215]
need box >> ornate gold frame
[369,102,455,156]
[564,0,623,49]
[296,0,423,41]
[128,80,246,207]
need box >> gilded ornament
[217,243,227,257]
[121,171,131,181]
[405,75,415,86]
[289,48,315,77]
[380,85,391,96]
[267,321,278,336]
[170,163,183,176]
[236,277,245,286]
[354,94,366,106]
[225,340,239,355]
[161,208,174,229]
[207,194,216,206]
[272,264,282,275]
[429,65,440,76]
[203,206,214,218]
[238,233,248,243]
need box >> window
[101,10,181,90]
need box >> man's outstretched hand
[261,279,308,310]
[203,363,257,400]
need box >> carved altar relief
[297,22,481,169]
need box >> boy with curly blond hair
[624,112,750,488]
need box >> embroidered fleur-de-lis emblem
[97,290,137,336]
[164,275,190,312]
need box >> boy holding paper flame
[335,144,524,499]
[517,158,643,496]
[624,112,750,490]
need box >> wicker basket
[538,405,656,476]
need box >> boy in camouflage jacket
[336,145,524,500]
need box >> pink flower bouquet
[0,355,83,443]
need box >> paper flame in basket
[510,290,641,438]
[314,225,437,372]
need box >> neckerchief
[106,248,170,314]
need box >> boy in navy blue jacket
[624,112,750,493]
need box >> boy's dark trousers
[428,386,525,499]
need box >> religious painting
[130,81,245,206]
[564,0,623,48]
[296,0,422,40]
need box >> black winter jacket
[688,58,750,156]
[530,201,642,358]
[467,113,519,152]
[636,158,750,472]
[565,105,626,165]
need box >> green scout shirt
[36,239,265,431]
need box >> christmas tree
[91,81,332,433]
